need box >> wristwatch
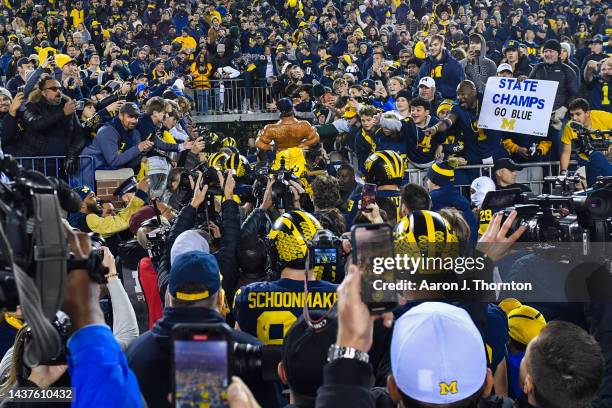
[327,344,369,363]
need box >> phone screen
[173,335,229,407]
[351,224,397,313]
[314,247,337,265]
[360,183,377,211]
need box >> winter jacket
[20,90,84,157]
[0,111,19,155]
[460,34,498,94]
[413,48,465,99]
[528,60,578,111]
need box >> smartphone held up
[351,223,398,313]
[172,324,232,408]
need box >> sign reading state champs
[478,77,559,137]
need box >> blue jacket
[135,113,181,152]
[430,184,478,242]
[127,307,283,408]
[68,324,142,408]
[413,49,465,99]
[81,116,142,170]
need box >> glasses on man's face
[44,86,61,92]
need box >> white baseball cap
[390,302,487,404]
[418,76,436,88]
[497,63,513,74]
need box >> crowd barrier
[406,161,575,196]
[14,155,575,202]
[15,156,95,189]
[192,79,275,115]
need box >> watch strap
[327,344,369,363]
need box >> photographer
[127,251,283,408]
[156,171,240,301]
[233,211,338,345]
[560,98,612,185]
[61,229,142,407]
[20,74,85,161]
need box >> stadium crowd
[0,0,610,407]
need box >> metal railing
[405,161,575,196]
[15,156,95,189]
[191,79,276,115]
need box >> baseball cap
[391,302,487,404]
[503,40,520,52]
[418,76,436,88]
[498,298,522,314]
[282,313,338,397]
[361,79,375,90]
[73,185,94,201]
[508,304,546,345]
[169,251,220,301]
[119,102,140,117]
[493,158,521,172]
[497,63,513,74]
[437,99,454,115]
[591,34,604,44]
[128,206,156,235]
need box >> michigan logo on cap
[439,381,458,395]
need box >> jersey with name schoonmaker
[233,278,338,345]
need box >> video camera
[484,175,612,244]
[0,155,106,367]
[142,217,171,264]
[569,122,611,153]
[195,125,222,153]
[252,158,301,211]
[176,163,224,229]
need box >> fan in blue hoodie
[413,34,465,99]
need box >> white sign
[478,77,559,137]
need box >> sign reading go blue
[478,77,559,137]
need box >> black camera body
[499,176,612,244]
[232,343,281,382]
[142,217,170,263]
[306,229,343,282]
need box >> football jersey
[450,101,504,164]
[233,278,338,345]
